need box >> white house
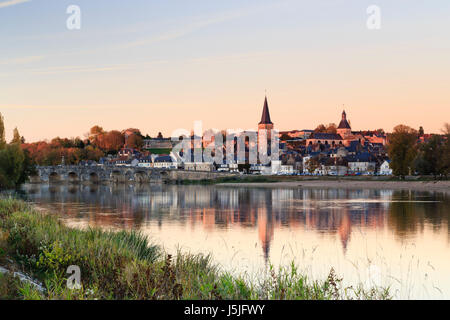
[137,156,153,168]
[379,160,392,175]
[323,165,348,176]
[348,161,376,174]
[280,165,295,175]
[153,155,176,169]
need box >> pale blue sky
[1,0,450,141]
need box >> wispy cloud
[0,0,31,9]
[0,55,44,65]
[121,10,247,49]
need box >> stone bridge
[31,165,238,184]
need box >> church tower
[337,110,351,138]
[258,96,274,148]
[258,96,274,131]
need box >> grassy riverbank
[0,198,390,300]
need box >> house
[379,160,392,175]
[347,153,377,174]
[184,162,214,172]
[113,156,132,166]
[279,165,295,175]
[270,160,282,175]
[306,132,343,148]
[322,165,348,176]
[118,148,140,159]
[137,155,153,168]
[153,155,176,169]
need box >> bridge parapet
[32,165,238,184]
[33,165,166,184]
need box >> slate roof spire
[338,110,351,129]
[259,96,273,125]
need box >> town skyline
[2,97,448,143]
[2,0,450,141]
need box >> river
[18,183,450,299]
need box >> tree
[101,130,125,153]
[441,123,450,177]
[90,125,104,136]
[375,128,385,135]
[414,135,445,178]
[0,112,5,149]
[0,143,25,188]
[11,127,22,145]
[306,157,320,174]
[387,125,418,178]
[157,132,163,139]
[126,133,143,149]
[326,123,337,134]
[314,124,327,133]
[418,126,424,136]
[89,125,104,143]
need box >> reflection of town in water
[22,184,450,262]
[20,184,450,298]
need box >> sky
[1,0,450,142]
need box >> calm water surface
[19,183,450,299]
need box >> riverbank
[217,179,450,193]
[0,198,390,300]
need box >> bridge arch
[29,174,41,183]
[125,170,134,182]
[49,172,61,183]
[89,172,100,184]
[67,172,79,183]
[134,171,149,183]
[110,170,124,183]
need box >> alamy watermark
[366,5,381,30]
[170,121,280,166]
[66,265,81,289]
[66,5,81,30]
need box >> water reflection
[21,184,450,262]
[18,184,450,298]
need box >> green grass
[147,148,172,155]
[0,198,391,300]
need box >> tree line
[22,126,148,166]
[0,113,157,188]
[387,124,450,178]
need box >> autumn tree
[326,123,337,134]
[314,124,327,133]
[375,128,385,135]
[387,125,418,178]
[126,133,143,149]
[89,125,105,144]
[101,130,125,153]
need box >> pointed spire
[259,96,273,125]
[338,109,351,129]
